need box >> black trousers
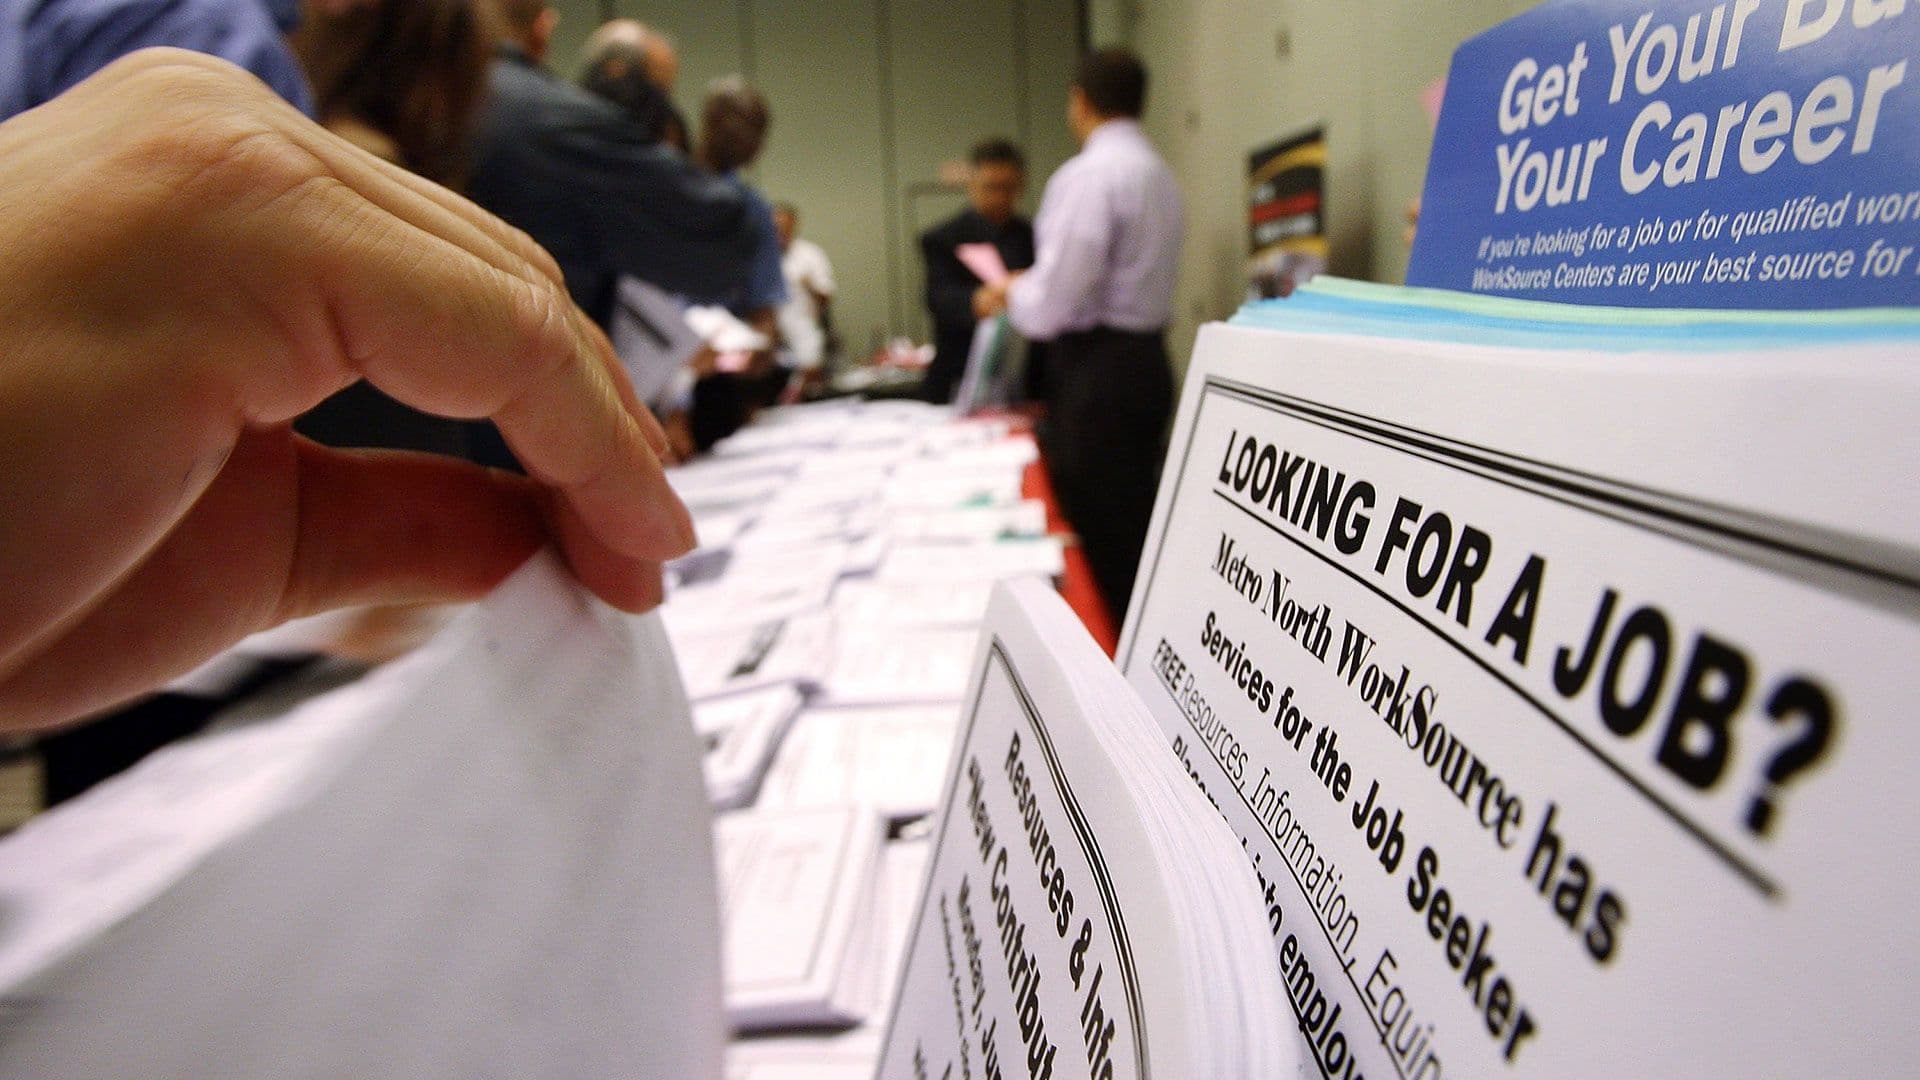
[1040,327,1174,624]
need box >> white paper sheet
[874,537,1065,583]
[756,705,960,821]
[830,578,1033,628]
[884,500,1048,544]
[0,553,726,1079]
[675,614,838,702]
[815,625,978,705]
[716,805,886,1031]
[698,684,806,811]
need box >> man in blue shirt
[0,0,314,121]
[685,75,789,448]
[694,77,786,329]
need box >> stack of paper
[1110,277,1920,1077]
[674,614,837,702]
[715,805,887,1032]
[0,554,727,1079]
[755,704,959,821]
[661,400,1069,727]
[874,536,1064,582]
[829,578,1032,629]
[725,839,928,1080]
[815,623,978,706]
[696,684,806,811]
[885,500,1048,544]
[876,580,1296,1078]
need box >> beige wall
[1094,0,1538,373]
[545,0,1082,355]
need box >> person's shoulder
[32,0,273,35]
[490,57,594,115]
[484,57,669,153]
[921,210,972,246]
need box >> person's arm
[743,201,790,313]
[1006,169,1111,341]
[921,230,979,332]
[544,104,760,303]
[27,0,316,115]
[0,50,691,730]
[803,245,837,302]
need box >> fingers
[291,118,569,292]
[541,493,667,613]
[0,436,556,730]
[253,184,694,578]
[273,440,552,617]
[279,110,677,461]
[279,439,665,618]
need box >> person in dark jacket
[919,138,1036,404]
[466,0,757,331]
[462,0,760,468]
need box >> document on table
[884,500,1048,544]
[815,624,979,705]
[0,552,727,1080]
[874,537,1065,582]
[830,578,1033,628]
[673,613,837,702]
[723,839,929,1080]
[880,470,1023,510]
[663,572,839,638]
[697,684,806,811]
[715,805,886,1031]
[755,705,960,821]
[733,508,874,552]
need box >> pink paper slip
[954,242,1010,285]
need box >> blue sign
[1409,0,1920,308]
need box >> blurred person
[0,50,693,732]
[579,17,684,149]
[288,0,497,186]
[583,17,678,91]
[976,49,1183,622]
[919,137,1036,404]
[773,202,837,381]
[0,0,321,120]
[695,76,783,332]
[468,1,756,329]
[685,75,787,449]
[286,0,504,463]
[465,1,761,468]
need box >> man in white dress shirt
[978,48,1185,622]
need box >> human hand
[660,411,698,463]
[0,50,693,729]
[688,343,722,378]
[972,281,1008,319]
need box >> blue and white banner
[1409,0,1919,309]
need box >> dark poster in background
[1247,126,1328,299]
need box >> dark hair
[699,76,770,172]
[292,0,498,187]
[969,138,1025,171]
[582,41,681,145]
[496,0,548,33]
[1073,48,1147,118]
